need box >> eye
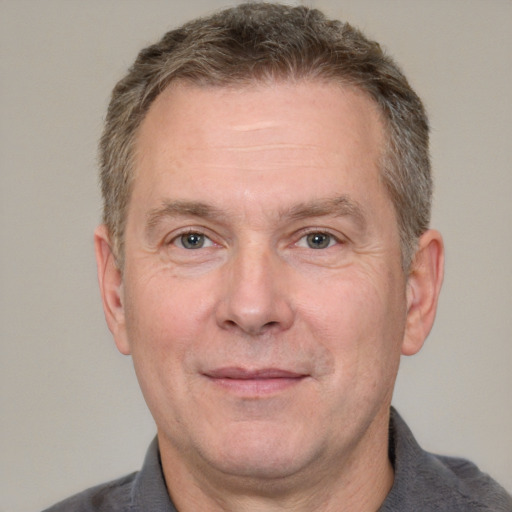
[298,232,337,249]
[174,232,213,249]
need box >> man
[44,3,512,511]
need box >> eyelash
[295,229,344,249]
[167,229,215,249]
[166,227,344,250]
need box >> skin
[95,80,444,511]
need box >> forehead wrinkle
[230,120,279,131]
[223,143,316,152]
[177,143,318,152]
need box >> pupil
[182,233,204,249]
[307,233,330,249]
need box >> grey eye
[180,233,206,249]
[306,233,332,249]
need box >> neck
[159,407,394,512]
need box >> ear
[94,225,131,355]
[401,229,444,356]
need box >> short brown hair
[99,2,431,270]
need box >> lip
[203,367,308,395]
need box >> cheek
[298,267,406,376]
[127,263,213,326]
[122,267,217,376]
[122,272,212,427]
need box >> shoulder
[382,408,512,511]
[418,452,512,512]
[428,453,512,511]
[42,437,176,512]
[41,472,138,512]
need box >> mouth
[203,367,308,396]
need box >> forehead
[131,80,389,221]
[135,80,385,175]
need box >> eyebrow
[145,200,227,238]
[285,196,367,230]
[145,195,367,238]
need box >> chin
[197,422,322,481]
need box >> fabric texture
[42,408,512,511]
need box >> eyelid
[162,225,348,249]
[294,227,346,245]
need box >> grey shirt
[43,408,512,511]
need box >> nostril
[220,318,282,336]
[223,320,238,330]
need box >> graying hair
[99,2,431,270]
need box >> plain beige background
[1,1,511,510]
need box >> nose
[215,243,294,336]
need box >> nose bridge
[216,238,293,335]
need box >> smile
[203,367,308,396]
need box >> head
[99,2,431,271]
[95,3,444,505]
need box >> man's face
[105,81,416,482]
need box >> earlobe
[401,229,444,356]
[94,225,131,355]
